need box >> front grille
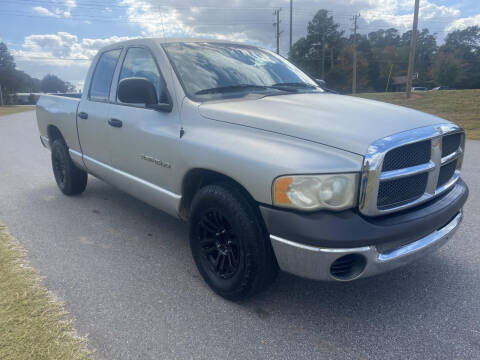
[442,133,461,157]
[438,159,457,188]
[382,140,431,171]
[377,172,428,209]
[360,125,464,216]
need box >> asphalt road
[1,111,479,360]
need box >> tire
[189,182,278,300]
[51,139,88,195]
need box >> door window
[118,47,167,103]
[89,49,122,101]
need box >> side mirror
[315,79,326,87]
[118,77,172,112]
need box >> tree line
[0,42,74,104]
[289,10,480,92]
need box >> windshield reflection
[163,42,322,101]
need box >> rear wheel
[51,139,87,195]
[189,182,278,300]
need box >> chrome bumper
[270,210,463,281]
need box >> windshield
[162,42,322,101]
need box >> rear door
[77,48,122,170]
[108,46,181,193]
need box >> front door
[108,46,181,197]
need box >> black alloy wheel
[196,209,242,279]
[52,144,68,189]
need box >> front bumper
[260,179,468,281]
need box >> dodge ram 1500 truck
[36,38,468,300]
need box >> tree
[41,74,69,93]
[335,46,369,91]
[0,42,17,101]
[437,26,480,89]
[289,10,345,79]
[288,11,480,91]
[444,26,480,52]
[0,42,44,100]
[432,52,461,86]
[367,28,401,48]
[399,29,437,86]
[0,42,15,70]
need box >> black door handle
[78,112,88,120]
[108,118,123,128]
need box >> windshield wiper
[272,82,318,89]
[195,84,295,95]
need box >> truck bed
[36,94,82,153]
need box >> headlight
[273,174,358,211]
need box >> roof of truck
[101,37,244,49]
[158,38,242,44]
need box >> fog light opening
[330,254,367,281]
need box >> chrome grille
[359,124,464,216]
[442,133,461,157]
[382,140,431,172]
[438,159,458,188]
[377,172,428,209]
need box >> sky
[1,0,480,90]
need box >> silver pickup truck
[36,38,468,300]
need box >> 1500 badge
[140,154,171,169]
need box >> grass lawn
[0,225,92,360]
[354,90,480,140]
[0,106,35,117]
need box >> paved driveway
[1,111,479,360]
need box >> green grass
[0,106,35,117]
[354,90,480,140]
[0,225,92,360]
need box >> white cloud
[15,32,133,60]
[32,0,77,19]
[447,14,480,31]
[12,32,134,90]
[32,6,59,17]
[360,0,460,35]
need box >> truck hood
[198,93,450,155]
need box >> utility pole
[406,0,420,98]
[352,14,360,94]
[273,8,282,54]
[321,27,326,79]
[289,0,293,53]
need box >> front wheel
[189,183,278,300]
[51,139,88,195]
